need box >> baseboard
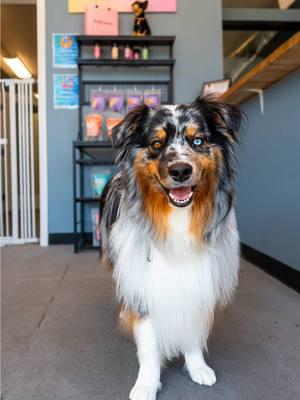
[49,233,74,244]
[241,243,300,293]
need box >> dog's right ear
[112,104,150,165]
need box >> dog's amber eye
[151,140,162,150]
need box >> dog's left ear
[141,1,148,10]
[193,95,244,142]
[112,104,151,165]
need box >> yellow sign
[68,0,98,13]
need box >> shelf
[221,31,300,106]
[74,35,175,252]
[74,140,113,148]
[77,59,175,67]
[76,197,100,203]
[75,159,114,166]
[76,35,175,46]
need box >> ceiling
[1,4,37,78]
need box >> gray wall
[236,69,300,271]
[46,0,223,233]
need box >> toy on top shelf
[131,1,151,36]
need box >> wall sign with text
[53,34,78,68]
[68,0,177,13]
[53,74,79,109]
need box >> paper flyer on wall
[53,34,78,68]
[53,74,79,109]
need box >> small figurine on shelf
[131,1,151,36]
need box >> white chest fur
[111,207,239,358]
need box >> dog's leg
[185,349,217,387]
[129,317,161,400]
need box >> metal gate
[0,79,38,245]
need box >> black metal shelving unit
[73,35,175,253]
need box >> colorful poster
[68,0,177,13]
[53,74,79,109]
[53,34,78,68]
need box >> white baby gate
[0,79,38,245]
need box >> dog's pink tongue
[169,186,192,201]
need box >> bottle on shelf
[133,48,141,60]
[142,46,149,60]
[111,42,119,60]
[94,42,101,59]
[124,44,133,60]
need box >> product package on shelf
[85,114,103,141]
[91,167,112,197]
[91,208,101,247]
[126,90,144,112]
[108,92,125,114]
[106,113,124,140]
[144,90,161,109]
[91,90,107,112]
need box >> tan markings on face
[189,146,223,242]
[134,149,171,239]
[119,306,141,336]
[155,128,167,142]
[185,125,198,140]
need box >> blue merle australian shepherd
[100,95,243,400]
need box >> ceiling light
[3,57,32,79]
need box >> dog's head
[131,1,148,16]
[112,96,243,238]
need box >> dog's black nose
[168,163,193,183]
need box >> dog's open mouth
[167,186,195,207]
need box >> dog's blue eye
[193,138,202,146]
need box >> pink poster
[68,0,177,13]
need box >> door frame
[37,0,48,246]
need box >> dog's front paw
[129,383,159,400]
[189,365,217,386]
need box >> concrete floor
[1,245,300,400]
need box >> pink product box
[84,5,119,36]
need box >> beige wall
[1,4,37,77]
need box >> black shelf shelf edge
[77,59,175,67]
[76,197,100,203]
[74,140,113,148]
[76,35,175,46]
[75,159,114,166]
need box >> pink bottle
[94,43,101,59]
[124,44,132,60]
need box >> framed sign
[68,0,177,13]
[202,79,231,98]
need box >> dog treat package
[91,208,101,247]
[144,90,161,109]
[108,92,125,113]
[85,114,103,140]
[126,91,144,112]
[90,90,107,112]
[91,168,112,197]
[106,114,124,141]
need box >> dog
[100,95,243,400]
[131,1,151,36]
